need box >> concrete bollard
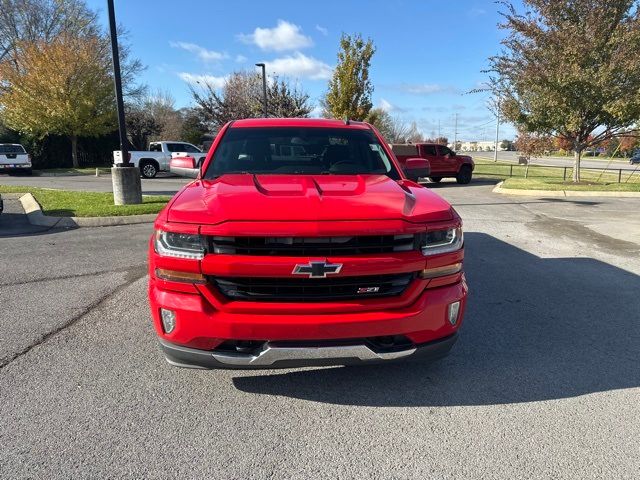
[111,166,143,205]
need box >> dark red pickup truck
[391,143,474,184]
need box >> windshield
[204,127,400,179]
[0,145,26,154]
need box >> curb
[17,193,156,228]
[34,169,111,177]
[492,181,640,198]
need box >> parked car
[0,144,32,175]
[149,118,467,369]
[629,152,640,164]
[391,143,474,184]
[113,141,206,178]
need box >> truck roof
[231,118,372,130]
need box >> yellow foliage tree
[0,34,115,167]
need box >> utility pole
[255,63,267,117]
[108,0,141,205]
[438,119,441,139]
[453,113,458,151]
[494,97,501,162]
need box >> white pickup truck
[0,144,32,175]
[113,141,206,178]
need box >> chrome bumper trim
[211,344,416,366]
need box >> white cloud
[379,99,394,112]
[378,98,407,113]
[396,83,459,95]
[235,54,248,63]
[170,41,228,62]
[178,72,227,88]
[264,52,332,80]
[468,7,486,17]
[239,20,313,51]
[315,24,328,36]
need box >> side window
[149,143,161,152]
[166,143,184,152]
[181,144,200,153]
[423,145,438,156]
[439,146,453,156]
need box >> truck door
[436,145,457,174]
[420,144,441,173]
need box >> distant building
[449,141,507,152]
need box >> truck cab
[392,143,474,184]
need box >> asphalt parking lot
[1,179,639,479]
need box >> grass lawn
[500,178,640,192]
[0,185,171,217]
[474,160,640,184]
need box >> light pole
[255,63,267,117]
[107,0,141,204]
[494,96,501,162]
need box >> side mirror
[403,157,430,182]
[170,155,200,178]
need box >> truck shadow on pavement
[233,232,640,406]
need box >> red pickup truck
[149,118,467,369]
[392,143,474,184]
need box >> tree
[126,108,161,150]
[0,0,145,99]
[0,0,97,62]
[370,115,425,143]
[190,71,312,129]
[616,134,639,156]
[323,33,375,120]
[0,34,115,167]
[405,122,424,143]
[514,131,553,162]
[365,108,394,141]
[554,135,574,153]
[180,108,209,146]
[487,0,640,181]
[266,76,312,118]
[141,90,183,141]
[433,137,448,146]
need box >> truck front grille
[207,234,419,256]
[210,273,415,302]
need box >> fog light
[447,301,461,325]
[160,308,176,333]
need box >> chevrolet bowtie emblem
[292,261,343,278]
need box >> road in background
[1,181,638,478]
[0,173,190,194]
[473,150,638,170]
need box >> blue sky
[88,0,516,140]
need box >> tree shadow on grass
[233,232,640,406]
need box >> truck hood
[167,174,453,225]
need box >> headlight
[421,226,463,256]
[154,230,205,259]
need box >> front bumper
[149,275,467,369]
[160,333,458,369]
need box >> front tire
[140,160,158,179]
[456,166,472,184]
